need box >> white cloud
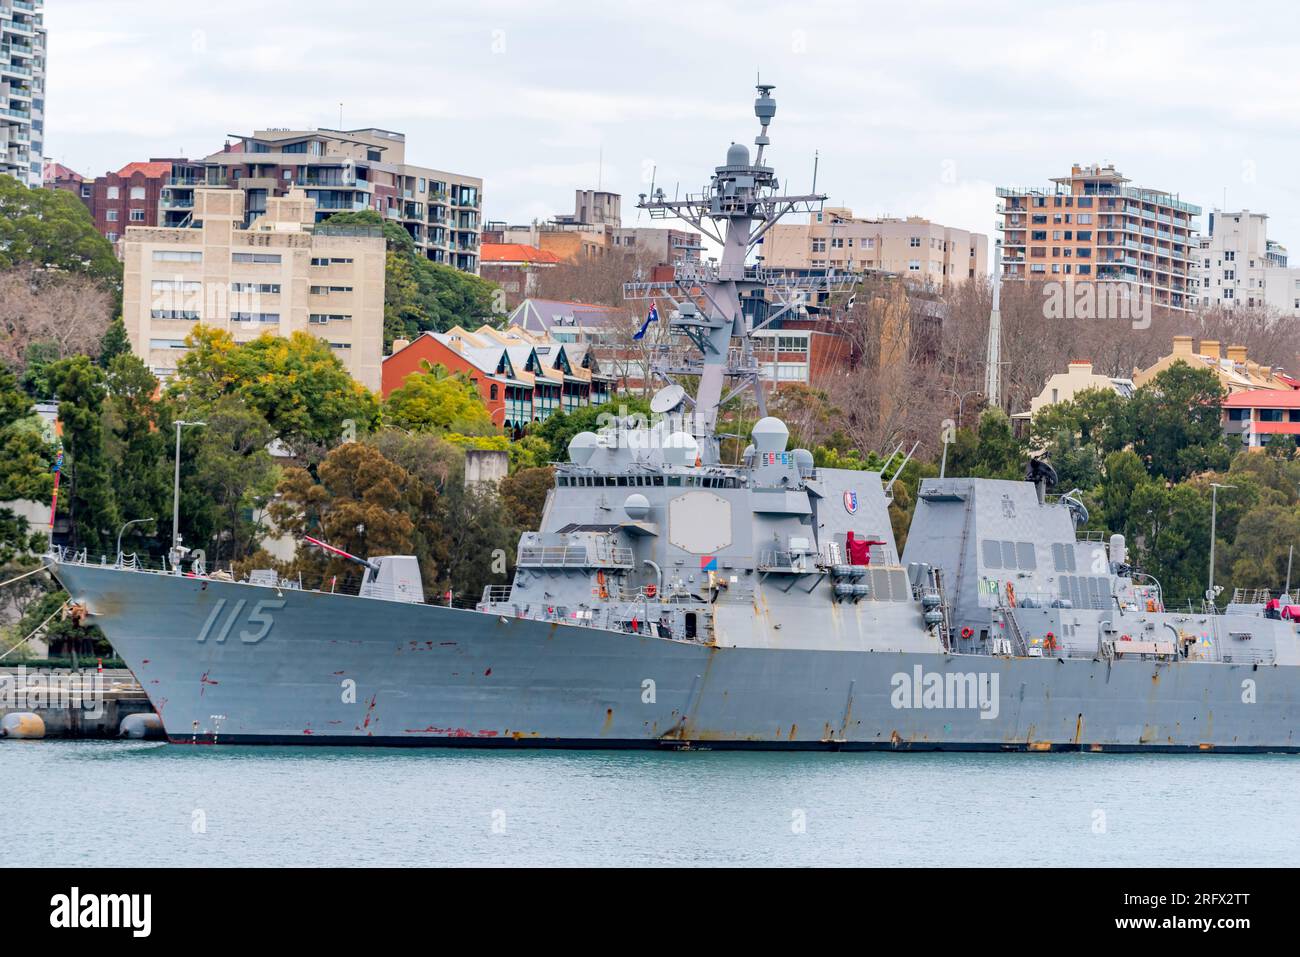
[40,0,1300,253]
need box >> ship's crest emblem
[843,491,858,514]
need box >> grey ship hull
[54,562,1300,751]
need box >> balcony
[0,60,31,78]
[3,18,35,37]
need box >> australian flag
[632,302,659,341]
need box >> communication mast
[623,84,853,463]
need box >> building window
[106,186,120,200]
[230,312,281,323]
[310,285,353,295]
[232,253,282,264]
[130,209,145,222]
[153,250,202,262]
[130,186,146,200]
[311,257,354,266]
[909,237,921,247]
[230,283,281,294]
[106,210,118,222]
[309,314,351,324]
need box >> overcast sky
[44,0,1300,260]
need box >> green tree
[169,326,380,450]
[1030,387,1126,491]
[1127,482,1211,608]
[945,409,1024,480]
[45,355,116,552]
[0,174,121,284]
[500,466,554,529]
[1122,362,1231,483]
[98,317,131,368]
[383,364,496,435]
[102,354,173,553]
[184,395,280,561]
[0,366,55,563]
[1225,504,1300,591]
[270,441,418,590]
[1098,449,1150,540]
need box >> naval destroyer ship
[49,86,1300,750]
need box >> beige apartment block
[165,127,482,273]
[122,188,386,391]
[762,208,988,289]
[997,164,1200,313]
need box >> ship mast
[624,84,851,464]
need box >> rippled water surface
[5,741,1298,866]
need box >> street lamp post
[171,420,205,569]
[116,517,156,558]
[945,388,983,429]
[1208,482,1235,609]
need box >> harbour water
[5,742,1298,867]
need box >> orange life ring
[1005,582,1016,608]
[960,626,974,639]
[1043,632,1058,653]
[645,583,657,598]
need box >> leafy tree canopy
[383,364,496,435]
[168,326,380,449]
[0,175,121,283]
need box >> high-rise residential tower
[1,0,45,187]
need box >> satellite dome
[742,443,756,465]
[624,493,650,521]
[662,431,699,467]
[726,142,751,168]
[568,431,599,466]
[793,448,814,470]
[751,417,789,453]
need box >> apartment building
[488,188,704,266]
[122,188,386,391]
[170,128,482,273]
[761,208,989,290]
[1223,389,1300,450]
[479,243,560,309]
[1,0,45,187]
[46,159,182,239]
[997,164,1200,312]
[1190,209,1300,317]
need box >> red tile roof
[43,162,84,183]
[115,161,174,179]
[1224,388,1300,409]
[480,243,560,265]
